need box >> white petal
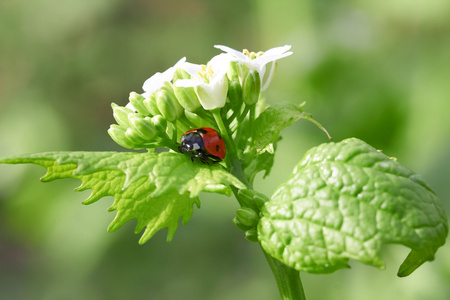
[196,84,226,110]
[194,72,228,110]
[173,57,187,68]
[252,51,293,67]
[209,53,233,75]
[263,45,292,56]
[174,79,202,88]
[142,57,188,92]
[142,72,165,93]
[182,62,203,77]
[214,45,247,60]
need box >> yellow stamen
[243,49,264,60]
[195,64,215,83]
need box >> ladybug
[178,127,226,164]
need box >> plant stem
[262,248,306,300]
[211,108,250,188]
[212,108,306,300]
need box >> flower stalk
[262,248,306,300]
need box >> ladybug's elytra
[178,127,226,164]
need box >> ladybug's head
[178,132,204,154]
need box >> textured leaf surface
[258,138,448,275]
[0,151,245,243]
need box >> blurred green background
[1,0,449,299]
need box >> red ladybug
[178,127,226,164]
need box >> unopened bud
[173,84,201,112]
[129,115,157,140]
[112,103,134,127]
[129,92,150,116]
[237,189,269,211]
[143,93,161,116]
[173,68,191,81]
[124,128,144,146]
[236,207,260,227]
[156,87,183,122]
[233,217,253,232]
[245,228,258,243]
[242,70,261,106]
[108,124,134,149]
[227,80,242,108]
[151,115,167,133]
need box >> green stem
[248,103,256,149]
[232,187,307,299]
[212,107,305,299]
[211,108,250,188]
[262,248,306,300]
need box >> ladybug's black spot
[197,128,208,134]
[216,145,220,151]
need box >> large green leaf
[258,138,448,276]
[0,151,245,244]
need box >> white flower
[214,45,292,91]
[142,57,187,95]
[126,57,187,111]
[175,54,231,110]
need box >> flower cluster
[108,45,292,153]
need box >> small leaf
[0,151,245,243]
[252,103,305,151]
[258,138,448,275]
[243,149,275,183]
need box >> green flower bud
[173,84,201,112]
[242,69,261,106]
[245,228,258,243]
[108,124,134,149]
[125,128,144,146]
[129,115,157,140]
[151,115,167,133]
[233,217,253,232]
[236,207,260,227]
[129,92,150,116]
[143,93,161,116]
[253,193,269,209]
[112,103,133,127]
[156,87,183,122]
[227,80,242,108]
[237,189,269,211]
[173,68,191,81]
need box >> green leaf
[258,138,448,276]
[242,146,275,184]
[240,103,309,183]
[0,151,245,244]
[252,103,305,151]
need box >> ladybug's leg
[190,151,201,162]
[178,144,184,154]
[196,151,211,165]
[199,157,210,165]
